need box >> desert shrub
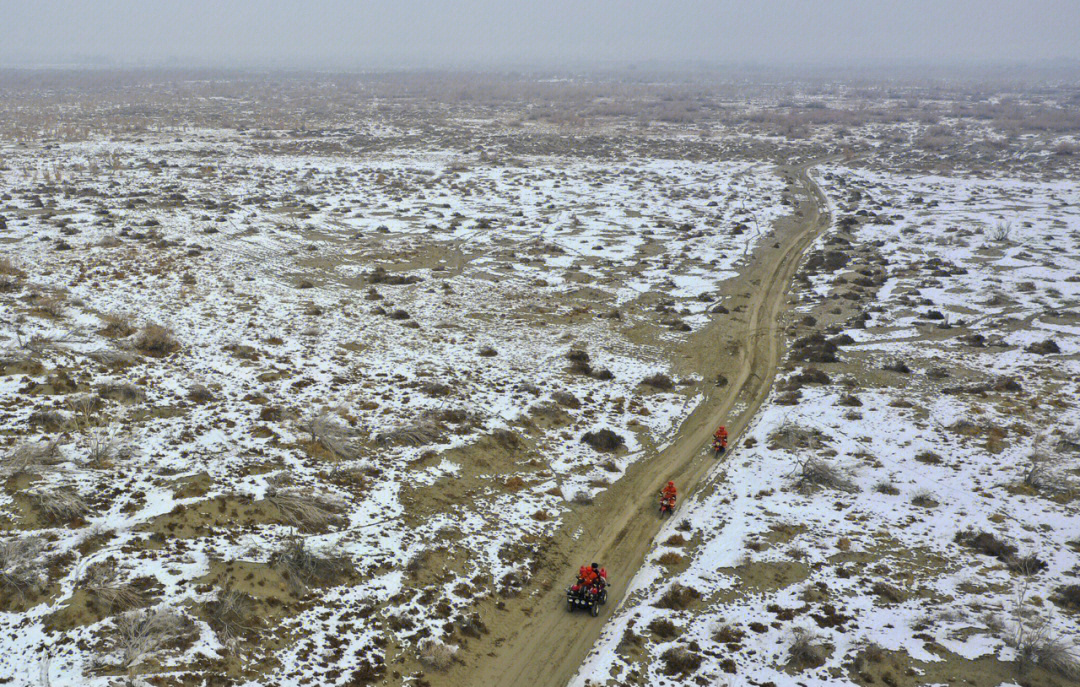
[418,639,454,670]
[565,349,590,363]
[551,390,580,408]
[911,490,939,508]
[883,359,910,374]
[1012,621,1080,680]
[204,589,256,648]
[795,457,856,493]
[713,624,745,645]
[2,440,62,476]
[81,559,144,611]
[661,646,702,676]
[99,312,134,338]
[570,490,594,505]
[266,489,345,531]
[641,373,674,390]
[29,487,90,522]
[1026,339,1061,355]
[270,536,352,594]
[134,324,179,356]
[581,429,624,452]
[655,583,700,610]
[915,451,942,465]
[790,332,839,363]
[188,383,215,403]
[0,536,46,599]
[1053,584,1080,611]
[955,529,1047,574]
[648,617,680,639]
[301,411,358,456]
[788,627,829,669]
[874,481,899,495]
[28,409,68,431]
[664,534,686,546]
[836,393,862,407]
[657,552,683,566]
[112,608,194,668]
[787,367,830,388]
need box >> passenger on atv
[567,563,609,615]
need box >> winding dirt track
[448,159,832,687]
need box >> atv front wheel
[599,589,608,604]
[590,602,600,617]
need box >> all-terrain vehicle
[712,436,727,457]
[567,569,609,616]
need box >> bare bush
[204,589,257,648]
[112,608,193,668]
[641,373,674,390]
[133,323,179,356]
[795,457,856,493]
[989,220,1013,242]
[660,646,702,676]
[0,536,46,599]
[769,422,825,451]
[270,536,352,594]
[418,638,455,670]
[188,384,215,403]
[375,410,445,447]
[300,411,357,457]
[2,440,62,476]
[81,559,144,610]
[654,583,700,610]
[99,312,134,338]
[788,627,830,668]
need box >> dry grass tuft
[660,646,703,676]
[81,559,145,611]
[99,312,135,338]
[300,411,358,458]
[266,489,345,531]
[788,627,830,668]
[654,583,700,610]
[2,440,62,476]
[29,487,90,522]
[418,639,455,670]
[0,536,47,599]
[134,323,179,356]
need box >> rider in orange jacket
[661,481,677,503]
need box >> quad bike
[659,493,676,516]
[567,579,609,616]
[712,437,727,457]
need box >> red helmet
[667,481,674,488]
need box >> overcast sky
[3,0,1078,69]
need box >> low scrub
[660,646,702,676]
[134,323,179,356]
[581,429,624,452]
[270,536,352,594]
[654,583,700,610]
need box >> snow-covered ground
[574,165,1080,686]
[0,127,788,685]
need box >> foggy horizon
[3,0,1080,71]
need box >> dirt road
[445,159,832,687]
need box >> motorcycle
[566,578,609,617]
[659,493,676,516]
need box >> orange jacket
[662,486,677,499]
